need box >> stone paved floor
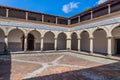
[0,52,120,80]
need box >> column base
[107,53,112,57]
[78,49,81,52]
[90,51,93,55]
[67,48,71,51]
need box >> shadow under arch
[43,31,55,50]
[71,32,78,50]
[93,28,107,55]
[80,31,90,52]
[57,32,67,50]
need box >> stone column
[24,36,27,51]
[42,15,44,23]
[107,37,112,56]
[6,9,9,17]
[4,36,8,49]
[68,20,71,25]
[54,38,57,50]
[108,4,111,14]
[78,38,81,51]
[78,16,81,23]
[66,38,71,51]
[26,12,28,21]
[41,37,44,51]
[91,11,93,19]
[90,37,94,54]
[56,17,58,24]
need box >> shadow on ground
[0,49,11,80]
[24,62,120,80]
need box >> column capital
[5,35,8,38]
[77,38,81,40]
[107,36,113,39]
[66,38,71,40]
[41,37,44,39]
[89,37,94,39]
[24,36,27,38]
[54,38,57,40]
[107,4,111,6]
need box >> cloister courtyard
[0,52,120,80]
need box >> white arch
[0,27,5,36]
[8,27,26,36]
[28,29,41,38]
[110,23,120,34]
[57,32,67,38]
[43,31,55,37]
[80,29,91,38]
[92,27,108,37]
[70,32,78,38]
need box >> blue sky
[0,0,107,17]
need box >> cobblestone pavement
[0,52,120,80]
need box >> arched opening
[71,32,78,50]
[28,30,41,50]
[27,33,34,51]
[80,31,90,52]
[43,31,55,50]
[57,33,66,50]
[0,29,5,52]
[112,26,120,55]
[93,29,107,55]
[8,29,24,52]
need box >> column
[24,36,27,51]
[91,11,93,19]
[66,38,71,50]
[68,20,71,25]
[54,38,57,50]
[4,36,8,49]
[26,12,28,21]
[41,37,44,51]
[6,9,9,17]
[78,38,81,51]
[42,15,44,23]
[90,37,94,54]
[78,16,81,23]
[107,37,112,56]
[108,4,111,14]
[56,17,58,24]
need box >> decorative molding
[71,17,120,31]
[0,20,68,31]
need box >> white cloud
[97,0,108,4]
[62,2,80,13]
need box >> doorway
[27,34,34,50]
[115,39,120,54]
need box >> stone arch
[71,32,78,50]
[79,29,91,38]
[109,24,120,34]
[8,29,25,52]
[80,31,90,52]
[43,31,55,50]
[57,32,67,38]
[91,27,109,37]
[57,32,67,50]
[0,28,5,51]
[8,27,26,36]
[70,32,78,37]
[28,30,41,50]
[111,25,120,55]
[93,28,107,54]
